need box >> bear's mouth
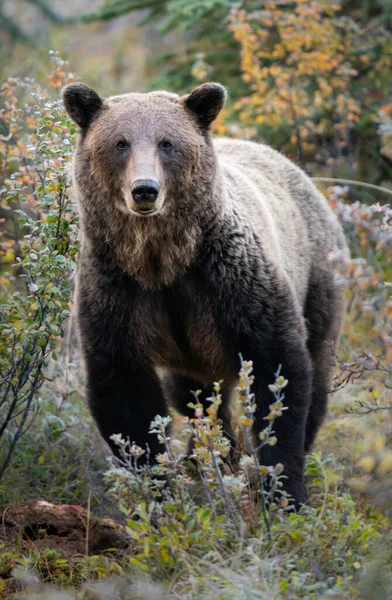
[131,206,158,217]
[115,197,158,216]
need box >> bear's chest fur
[130,276,230,383]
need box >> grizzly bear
[63,81,347,506]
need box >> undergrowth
[0,55,391,600]
[3,362,392,599]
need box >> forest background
[1,1,392,598]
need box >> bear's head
[63,82,226,219]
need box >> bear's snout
[130,179,160,213]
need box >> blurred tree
[80,0,255,96]
[0,0,69,43]
[344,0,392,21]
[228,1,392,182]
[79,0,392,97]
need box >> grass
[0,353,391,600]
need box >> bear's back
[214,138,346,307]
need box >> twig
[85,489,91,557]
[312,177,392,197]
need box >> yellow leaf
[378,453,392,475]
[239,416,253,426]
[358,456,375,473]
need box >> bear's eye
[159,140,172,151]
[116,140,128,151]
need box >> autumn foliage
[229,0,392,175]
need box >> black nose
[131,179,160,204]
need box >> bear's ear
[62,83,103,130]
[183,83,227,129]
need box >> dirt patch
[0,499,132,559]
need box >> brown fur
[71,90,212,288]
[63,81,348,506]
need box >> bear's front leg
[77,266,168,463]
[85,352,168,463]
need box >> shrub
[0,53,78,477]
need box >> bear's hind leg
[305,342,334,452]
[304,279,345,452]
